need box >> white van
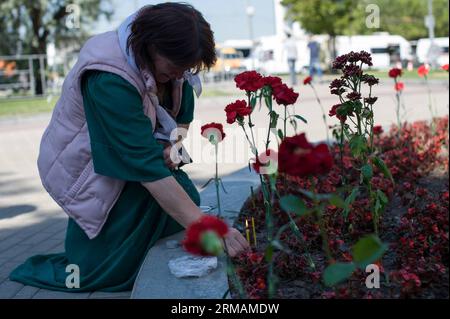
[415,37,449,66]
[336,33,412,69]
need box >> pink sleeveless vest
[37,31,183,239]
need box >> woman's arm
[142,176,204,228]
[142,177,250,256]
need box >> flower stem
[311,84,330,143]
[214,142,222,217]
[310,178,333,263]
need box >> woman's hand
[162,144,179,169]
[223,227,250,257]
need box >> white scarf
[117,11,195,164]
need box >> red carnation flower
[395,82,405,92]
[252,149,278,175]
[329,104,347,122]
[303,76,313,85]
[417,65,429,77]
[234,71,264,92]
[224,100,252,124]
[182,215,229,256]
[442,64,449,72]
[346,91,361,101]
[201,122,226,143]
[278,133,333,177]
[273,84,299,106]
[373,125,384,135]
[261,76,283,90]
[388,68,402,78]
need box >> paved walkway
[0,78,448,298]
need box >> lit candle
[245,219,250,244]
[251,217,257,247]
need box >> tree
[281,0,367,63]
[0,0,112,93]
[367,0,449,40]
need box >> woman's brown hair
[127,2,217,74]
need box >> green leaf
[290,118,298,131]
[271,240,291,253]
[352,234,388,268]
[280,195,309,217]
[200,178,214,189]
[329,194,346,208]
[265,244,274,262]
[277,129,284,140]
[323,262,356,287]
[342,187,359,219]
[264,95,273,112]
[250,96,257,109]
[349,135,367,159]
[298,189,333,201]
[361,163,373,182]
[372,156,394,184]
[374,190,389,216]
[269,111,279,128]
[294,115,308,123]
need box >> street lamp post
[425,0,440,68]
[246,1,255,70]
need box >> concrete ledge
[131,168,259,299]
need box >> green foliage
[281,0,366,36]
[352,234,388,268]
[280,195,309,217]
[282,0,448,41]
[349,135,367,159]
[294,114,308,124]
[372,156,394,184]
[367,0,449,40]
[323,234,388,286]
[0,0,112,55]
[323,262,357,286]
[342,186,360,220]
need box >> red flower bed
[232,117,449,299]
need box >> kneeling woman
[10,3,249,292]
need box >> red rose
[373,125,384,135]
[388,68,402,78]
[395,82,405,92]
[182,215,229,256]
[417,65,429,77]
[201,122,226,143]
[234,71,264,92]
[224,100,252,124]
[278,133,333,177]
[442,64,449,72]
[273,84,299,106]
[303,76,313,85]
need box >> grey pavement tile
[17,230,57,246]
[88,291,131,299]
[0,244,34,259]
[30,238,64,254]
[0,280,24,298]
[12,285,40,299]
[0,261,19,282]
[32,289,90,299]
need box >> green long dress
[9,71,200,292]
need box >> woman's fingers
[231,228,251,250]
[224,228,250,257]
[163,146,178,169]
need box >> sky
[96,0,277,42]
